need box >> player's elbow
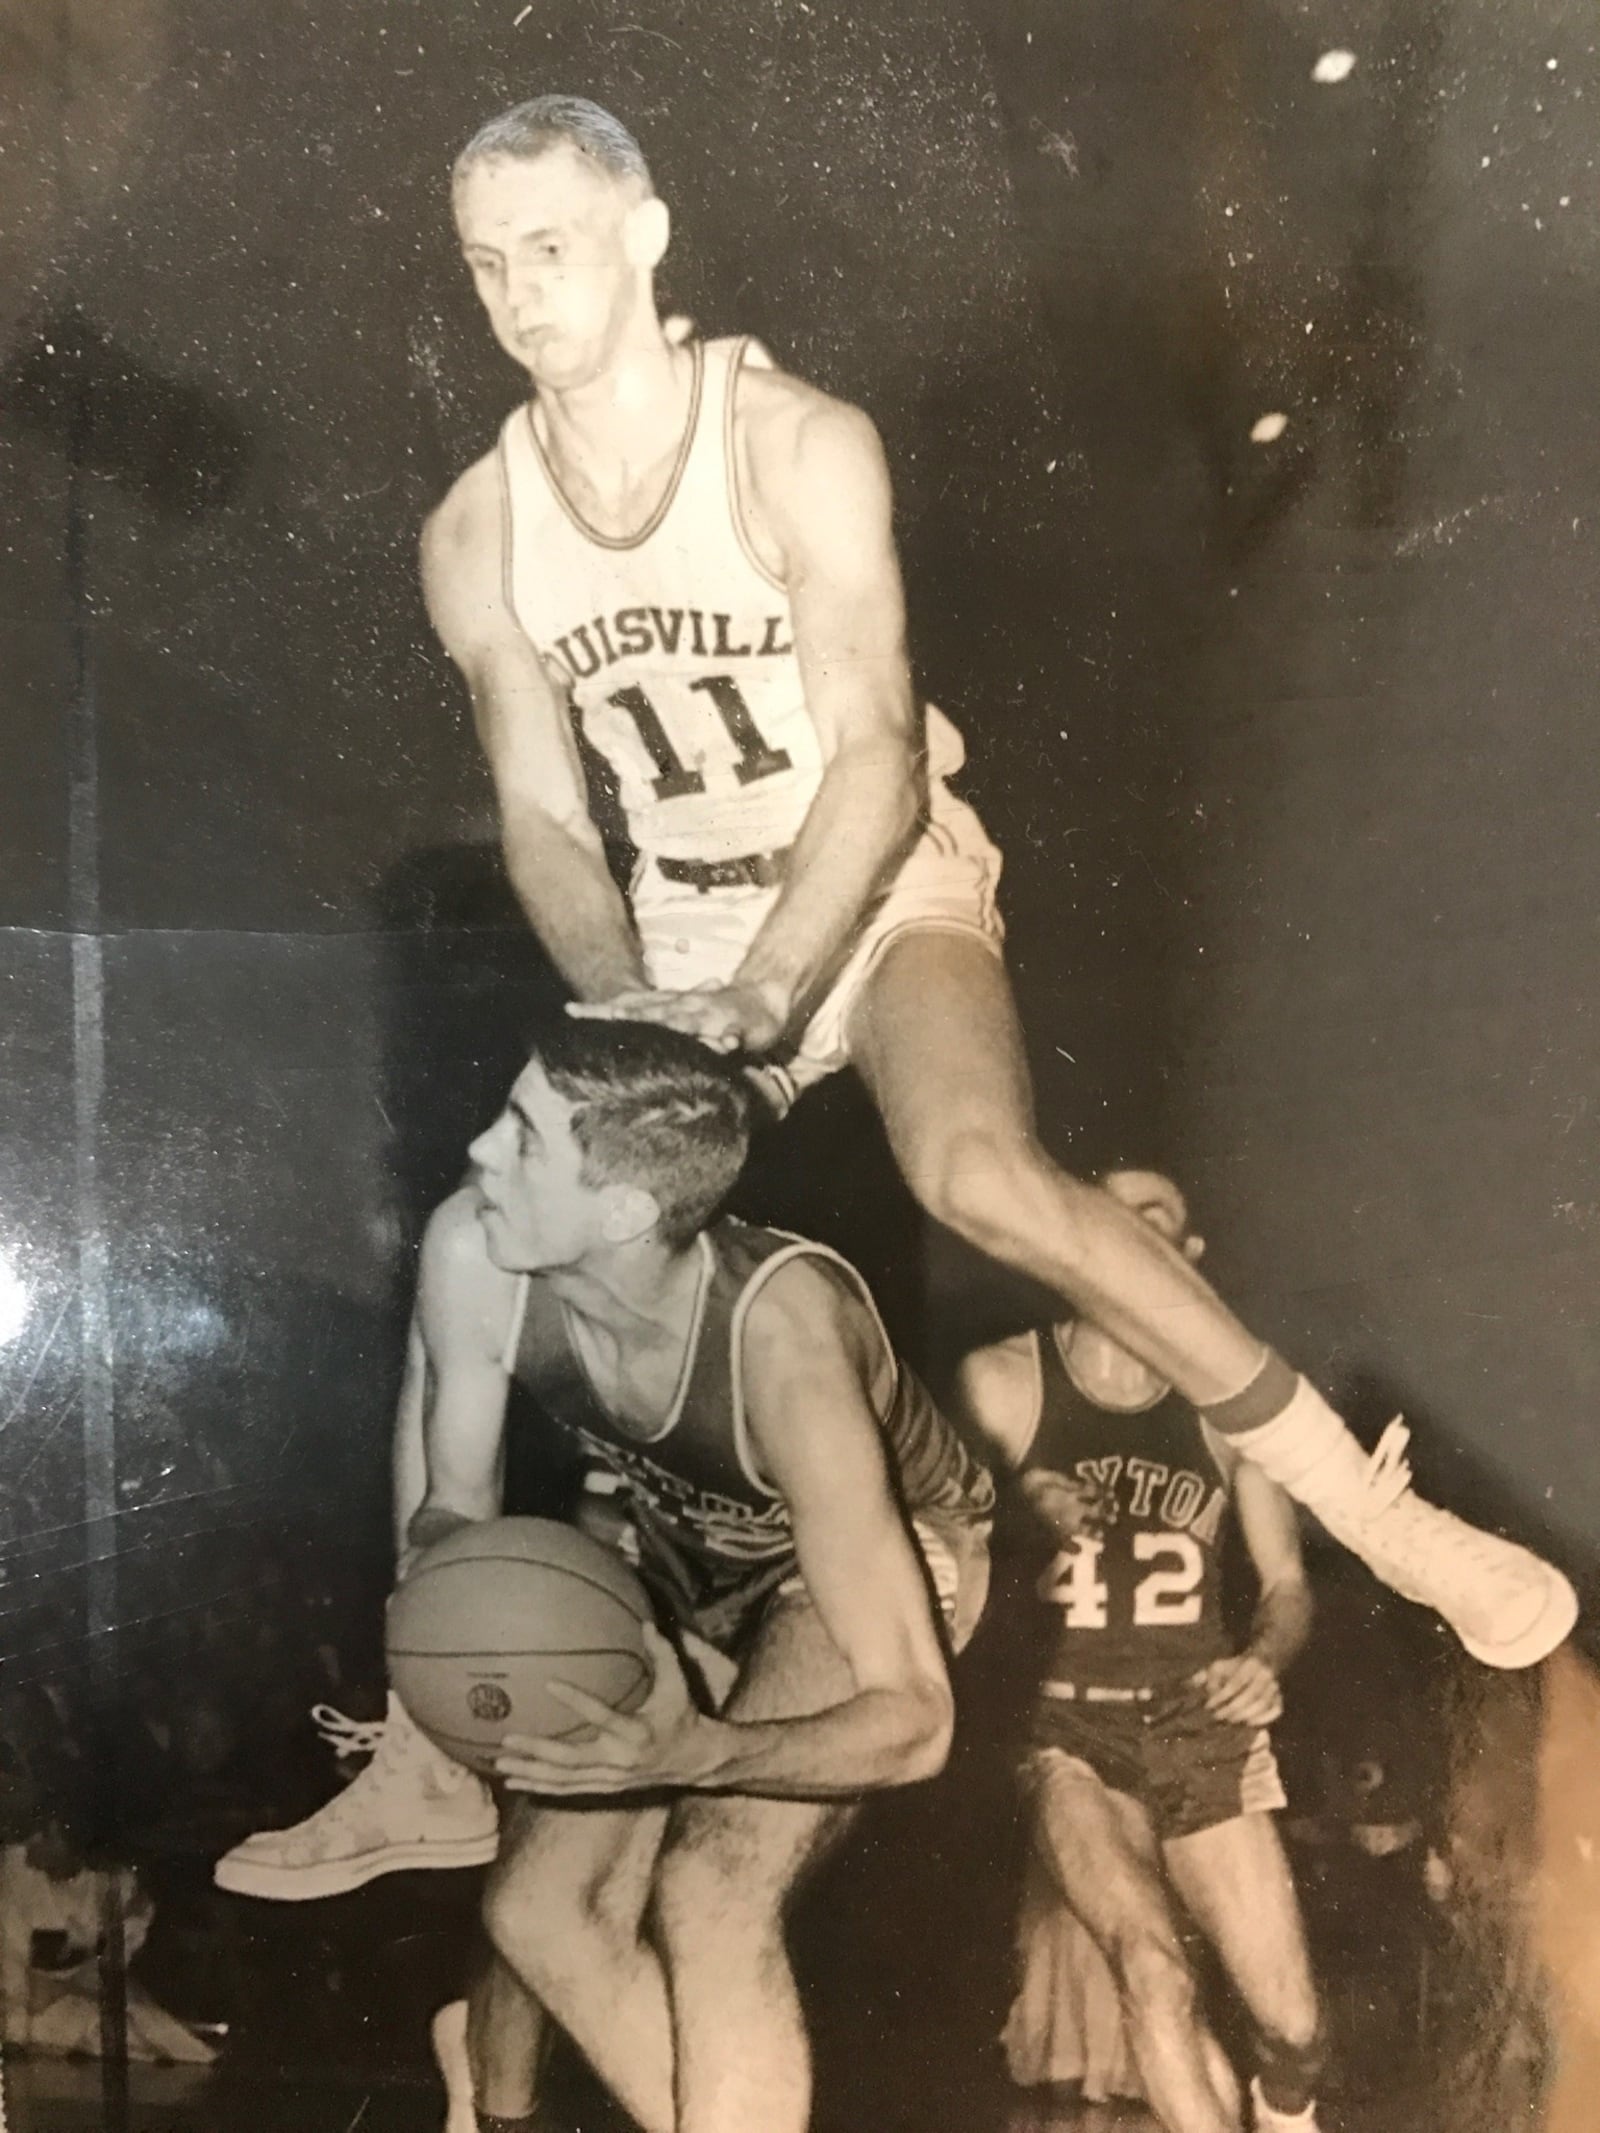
[895,1671,955,1784]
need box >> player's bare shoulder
[731,356,893,564]
[741,1251,890,1404]
[736,360,887,476]
[956,1331,1042,1468]
[417,1184,520,1361]
[419,447,511,664]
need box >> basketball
[385,1516,655,1776]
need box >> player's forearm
[680,1676,953,1797]
[1048,1187,1264,1406]
[1247,1575,1313,1677]
[733,733,919,1021]
[502,813,648,1001]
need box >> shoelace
[310,1705,388,1760]
[1361,1418,1415,1518]
[1360,1421,1534,1594]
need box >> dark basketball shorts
[1018,1676,1287,1841]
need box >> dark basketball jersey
[1019,1327,1232,1690]
[508,1218,994,1648]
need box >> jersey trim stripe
[722,337,787,595]
[726,1234,900,1499]
[496,428,519,633]
[501,1270,531,1377]
[522,339,705,551]
[1013,1328,1047,1467]
[559,1232,715,1447]
[1049,1322,1171,1417]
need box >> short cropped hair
[528,1018,751,1248]
[454,95,653,194]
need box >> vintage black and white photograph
[2,3,1598,2131]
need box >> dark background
[1,0,1596,2125]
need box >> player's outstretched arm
[421,465,648,1003]
[402,1188,521,1564]
[694,1260,955,1793]
[726,386,923,1039]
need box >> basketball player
[215,89,1571,1907]
[961,1173,1323,2133]
[422,94,1570,1654]
[367,1016,995,2133]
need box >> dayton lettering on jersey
[570,1423,796,1566]
[1073,1452,1227,1548]
[547,605,795,682]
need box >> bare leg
[464,1951,550,2123]
[1164,1813,1322,2113]
[652,1601,860,2133]
[848,934,1262,1404]
[849,932,1576,1669]
[1025,1754,1239,2133]
[480,1795,675,2133]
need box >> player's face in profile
[466,1063,603,1272]
[454,147,644,391]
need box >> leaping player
[217,93,1571,1910]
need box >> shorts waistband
[1039,1681,1157,1705]
[654,848,792,892]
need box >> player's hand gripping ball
[385,1517,655,1776]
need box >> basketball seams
[389,1519,658,1772]
[396,1553,653,1625]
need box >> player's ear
[600,1181,661,1246]
[625,193,671,273]
[1100,1168,1188,1244]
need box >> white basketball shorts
[630,777,1005,1102]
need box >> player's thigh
[1026,1749,1182,1965]
[846,930,1040,1162]
[489,1789,670,1944]
[1162,1811,1318,2039]
[663,1598,860,1909]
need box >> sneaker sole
[1456,1564,1578,1670]
[213,1830,499,1900]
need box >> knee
[481,1866,553,1982]
[482,1860,630,2003]
[901,1121,1064,1253]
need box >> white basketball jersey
[498,337,963,866]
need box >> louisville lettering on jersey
[570,1422,795,1566]
[547,606,795,682]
